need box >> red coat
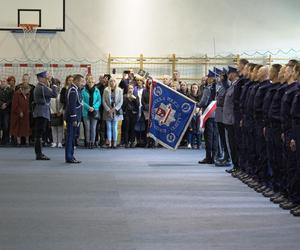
[10,89,31,137]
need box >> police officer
[278,61,299,210]
[289,62,300,216]
[198,70,218,164]
[260,64,282,198]
[241,65,262,182]
[252,66,272,192]
[238,63,254,175]
[233,59,249,172]
[33,71,58,160]
[267,65,289,203]
[223,66,239,173]
[214,68,231,166]
[65,74,84,164]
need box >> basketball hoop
[19,24,39,40]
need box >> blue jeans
[83,117,98,143]
[106,120,118,142]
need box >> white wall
[0,0,299,60]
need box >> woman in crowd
[102,78,123,148]
[123,83,139,148]
[179,81,189,96]
[133,76,146,146]
[7,76,16,91]
[10,74,31,146]
[142,79,155,147]
[82,74,101,149]
[50,79,64,148]
[187,84,202,148]
[60,75,74,110]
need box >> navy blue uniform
[268,83,288,192]
[290,89,300,206]
[253,80,272,183]
[233,77,248,168]
[198,83,218,162]
[239,79,252,171]
[280,82,299,198]
[262,83,282,189]
[65,84,83,162]
[244,81,260,176]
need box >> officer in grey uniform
[33,71,58,160]
[214,68,231,166]
[223,66,239,173]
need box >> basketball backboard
[0,0,65,33]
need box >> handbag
[51,114,63,126]
[89,110,100,120]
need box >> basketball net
[19,24,38,41]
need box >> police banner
[148,81,196,150]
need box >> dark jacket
[65,84,83,123]
[0,85,14,112]
[280,82,299,132]
[122,95,139,116]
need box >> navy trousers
[65,122,78,161]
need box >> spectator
[142,79,155,147]
[82,74,101,149]
[7,76,16,91]
[178,81,189,96]
[133,76,146,146]
[119,70,130,94]
[10,75,32,146]
[162,75,171,86]
[102,78,123,148]
[0,78,14,145]
[50,79,64,148]
[170,80,178,91]
[188,83,201,102]
[123,84,139,148]
[187,108,201,149]
[60,75,73,110]
[96,74,110,147]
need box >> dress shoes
[225,168,235,174]
[66,159,81,164]
[215,158,231,167]
[262,190,276,198]
[290,206,300,214]
[36,154,50,160]
[272,196,288,204]
[279,201,298,210]
[270,193,283,201]
[291,208,300,216]
[198,158,213,164]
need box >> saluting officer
[65,74,85,164]
[33,71,58,160]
